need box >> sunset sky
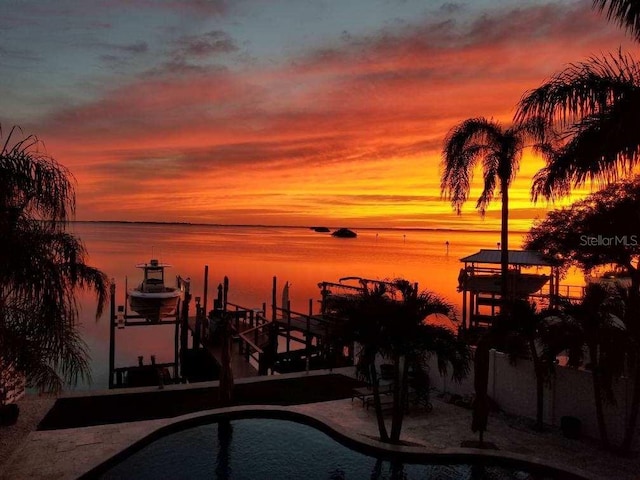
[1,0,636,230]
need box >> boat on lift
[128,259,182,321]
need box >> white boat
[128,259,182,321]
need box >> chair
[351,382,393,407]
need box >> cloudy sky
[1,0,635,229]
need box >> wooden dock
[274,313,333,337]
[108,270,357,390]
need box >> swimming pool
[94,415,579,480]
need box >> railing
[273,306,336,335]
[225,301,270,373]
[557,284,585,299]
[226,301,268,334]
[237,323,270,367]
[528,284,585,302]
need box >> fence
[428,349,638,449]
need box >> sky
[1,0,637,230]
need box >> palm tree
[441,117,554,304]
[492,300,560,431]
[334,279,470,444]
[594,0,640,41]
[515,50,640,455]
[514,0,640,453]
[514,0,640,203]
[547,284,630,450]
[515,50,640,201]
[0,126,108,393]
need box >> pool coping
[78,405,603,480]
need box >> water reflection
[69,223,583,391]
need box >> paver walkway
[1,369,639,479]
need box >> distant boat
[311,226,330,232]
[128,259,182,321]
[332,228,357,238]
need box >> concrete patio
[0,369,638,479]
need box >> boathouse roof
[460,249,555,267]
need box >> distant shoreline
[69,220,528,235]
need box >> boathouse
[458,249,562,330]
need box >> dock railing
[225,301,268,335]
[224,302,272,374]
[557,284,585,299]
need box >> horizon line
[69,220,530,235]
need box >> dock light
[116,305,125,329]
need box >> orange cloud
[24,1,635,228]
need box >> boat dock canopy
[460,249,555,267]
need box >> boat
[463,272,550,296]
[311,226,330,232]
[332,228,357,238]
[128,259,182,321]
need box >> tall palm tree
[441,117,553,304]
[0,126,108,394]
[515,1,640,454]
[515,51,640,455]
[334,279,470,444]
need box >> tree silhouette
[441,117,554,303]
[1,126,108,393]
[333,279,470,444]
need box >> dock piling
[108,282,116,389]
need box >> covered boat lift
[458,249,561,330]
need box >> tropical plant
[547,283,630,450]
[0,126,108,393]
[525,177,640,289]
[492,300,560,431]
[525,177,640,450]
[594,0,640,41]
[515,1,640,453]
[441,117,554,303]
[334,279,470,444]
[516,50,640,201]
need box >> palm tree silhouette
[514,2,640,451]
[516,50,640,201]
[547,284,630,450]
[594,0,640,41]
[441,117,553,303]
[1,126,108,393]
[333,279,470,444]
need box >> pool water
[100,418,553,479]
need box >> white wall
[427,349,639,450]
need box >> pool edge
[77,405,603,480]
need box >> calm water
[100,418,555,479]
[69,223,582,391]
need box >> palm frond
[476,153,498,215]
[594,0,640,42]
[441,117,507,214]
[516,50,640,128]
[531,105,640,201]
[1,124,107,392]
[0,132,76,223]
